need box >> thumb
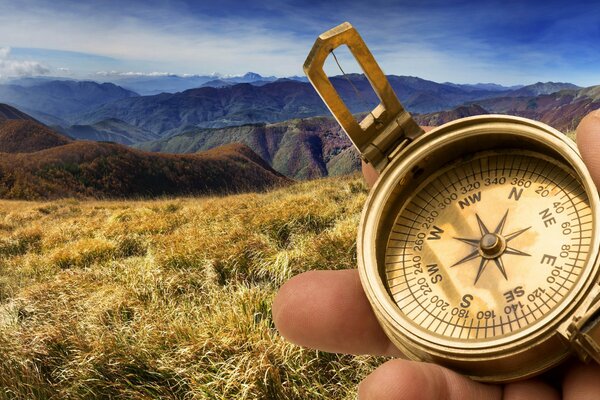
[358,359,501,400]
[576,109,600,189]
[358,359,559,400]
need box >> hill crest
[0,107,289,199]
[0,119,72,153]
[0,103,39,122]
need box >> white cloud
[96,71,226,78]
[0,46,49,79]
[0,3,307,77]
[96,71,179,77]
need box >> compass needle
[306,22,598,382]
[494,209,509,234]
[505,227,532,242]
[474,258,489,284]
[475,213,490,235]
[494,257,508,280]
[505,247,531,257]
[453,237,480,246]
[450,249,480,268]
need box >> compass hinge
[363,109,424,171]
[567,298,600,364]
[569,326,600,364]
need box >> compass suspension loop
[303,22,424,171]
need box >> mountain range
[87,72,283,95]
[0,74,597,187]
[468,85,600,132]
[77,79,327,135]
[0,106,289,199]
[74,76,581,137]
[133,85,600,180]
[2,74,581,139]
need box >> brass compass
[304,22,600,382]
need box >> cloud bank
[0,0,598,85]
[0,47,49,79]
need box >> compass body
[359,115,599,381]
[304,22,600,382]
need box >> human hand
[272,110,600,399]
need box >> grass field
[0,175,382,399]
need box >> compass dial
[385,150,592,341]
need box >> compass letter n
[508,187,523,201]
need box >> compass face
[385,150,593,341]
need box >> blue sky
[0,0,598,86]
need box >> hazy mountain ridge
[472,85,600,132]
[135,117,360,180]
[78,75,589,137]
[3,75,588,140]
[77,75,505,136]
[443,82,524,92]
[0,80,139,124]
[77,80,329,135]
[89,72,279,95]
[57,118,160,145]
[505,82,581,97]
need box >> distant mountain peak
[443,82,524,92]
[242,72,263,80]
[509,82,581,97]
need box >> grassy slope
[0,175,381,399]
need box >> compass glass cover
[385,150,592,341]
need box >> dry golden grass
[566,130,577,142]
[0,175,382,399]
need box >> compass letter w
[427,225,444,240]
